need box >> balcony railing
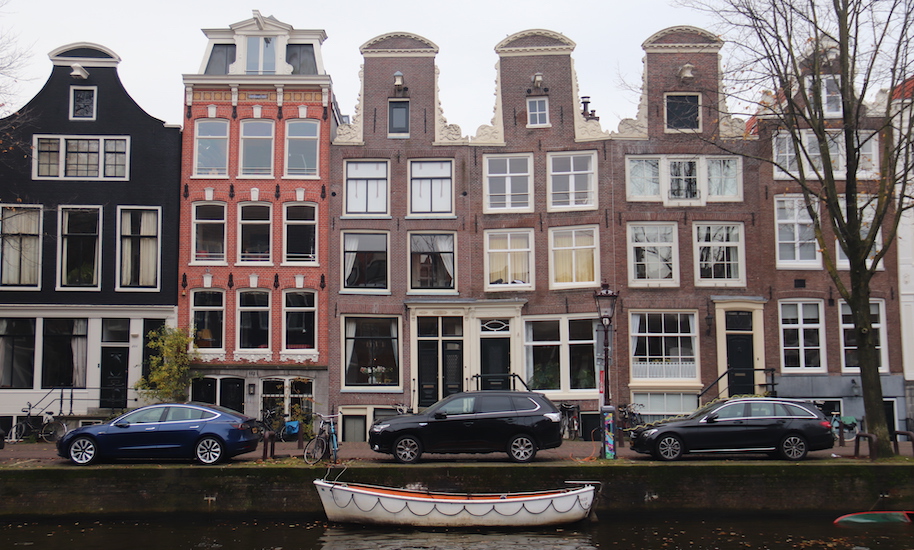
[632,361,697,379]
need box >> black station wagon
[368,390,563,463]
[629,397,834,461]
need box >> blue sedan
[57,403,260,465]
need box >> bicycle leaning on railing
[258,408,297,442]
[830,412,858,443]
[559,403,581,440]
[303,413,340,464]
[5,402,68,443]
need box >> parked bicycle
[303,413,340,464]
[258,408,294,442]
[617,403,645,433]
[559,403,581,440]
[830,412,858,443]
[5,402,67,443]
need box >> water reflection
[1,514,913,549]
[320,527,597,550]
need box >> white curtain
[139,210,158,286]
[344,319,357,382]
[71,319,88,387]
[2,208,40,286]
[708,159,737,196]
[343,235,360,284]
[434,234,454,281]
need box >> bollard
[891,430,914,456]
[262,431,275,460]
[601,405,615,459]
[0,428,4,449]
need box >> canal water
[2,513,913,549]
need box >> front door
[220,378,245,413]
[480,338,510,390]
[726,334,754,396]
[100,347,128,409]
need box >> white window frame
[282,202,317,265]
[193,119,229,177]
[524,316,598,396]
[237,202,272,264]
[664,93,701,132]
[483,154,533,213]
[344,160,389,217]
[245,35,278,75]
[191,289,225,353]
[625,155,742,206]
[629,311,699,381]
[33,135,130,181]
[773,130,879,180]
[408,160,454,217]
[836,194,884,271]
[69,86,97,121]
[341,315,403,391]
[549,225,599,290]
[627,222,679,288]
[0,204,42,290]
[484,229,535,291]
[778,300,826,372]
[807,75,842,118]
[239,119,274,177]
[388,99,410,137]
[408,231,457,293]
[57,205,102,291]
[775,195,822,269]
[115,206,161,292]
[284,119,319,178]
[283,289,317,352]
[341,231,390,294]
[839,300,888,373]
[548,151,597,211]
[237,289,271,351]
[527,97,550,127]
[693,222,746,287]
[192,202,227,265]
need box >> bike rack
[892,430,914,456]
[854,433,877,460]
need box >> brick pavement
[0,437,878,466]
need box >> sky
[2,0,717,134]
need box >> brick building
[178,12,339,418]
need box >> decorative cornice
[495,29,575,57]
[49,42,121,68]
[360,32,439,57]
[641,25,723,53]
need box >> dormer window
[204,44,236,75]
[70,87,96,121]
[665,93,700,131]
[527,97,550,127]
[286,44,318,75]
[246,36,276,75]
[807,75,842,117]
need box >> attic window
[205,44,236,75]
[665,93,700,132]
[287,44,318,75]
[246,36,276,75]
[70,87,96,121]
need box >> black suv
[368,391,563,463]
[629,397,834,461]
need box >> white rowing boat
[313,479,598,527]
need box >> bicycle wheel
[5,421,30,443]
[304,436,327,464]
[40,421,66,443]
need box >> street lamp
[593,282,619,404]
[593,282,619,460]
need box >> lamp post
[593,282,618,459]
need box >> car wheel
[508,434,537,463]
[195,436,224,465]
[68,436,98,465]
[393,435,422,464]
[653,433,684,461]
[778,433,808,461]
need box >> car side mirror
[433,412,447,420]
[705,413,718,423]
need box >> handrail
[697,368,776,399]
[470,373,531,391]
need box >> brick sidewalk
[0,437,875,466]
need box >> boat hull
[313,479,597,527]
[834,511,914,524]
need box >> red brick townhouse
[178,12,340,418]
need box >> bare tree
[680,0,914,457]
[0,0,32,166]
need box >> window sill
[281,175,321,180]
[340,289,392,295]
